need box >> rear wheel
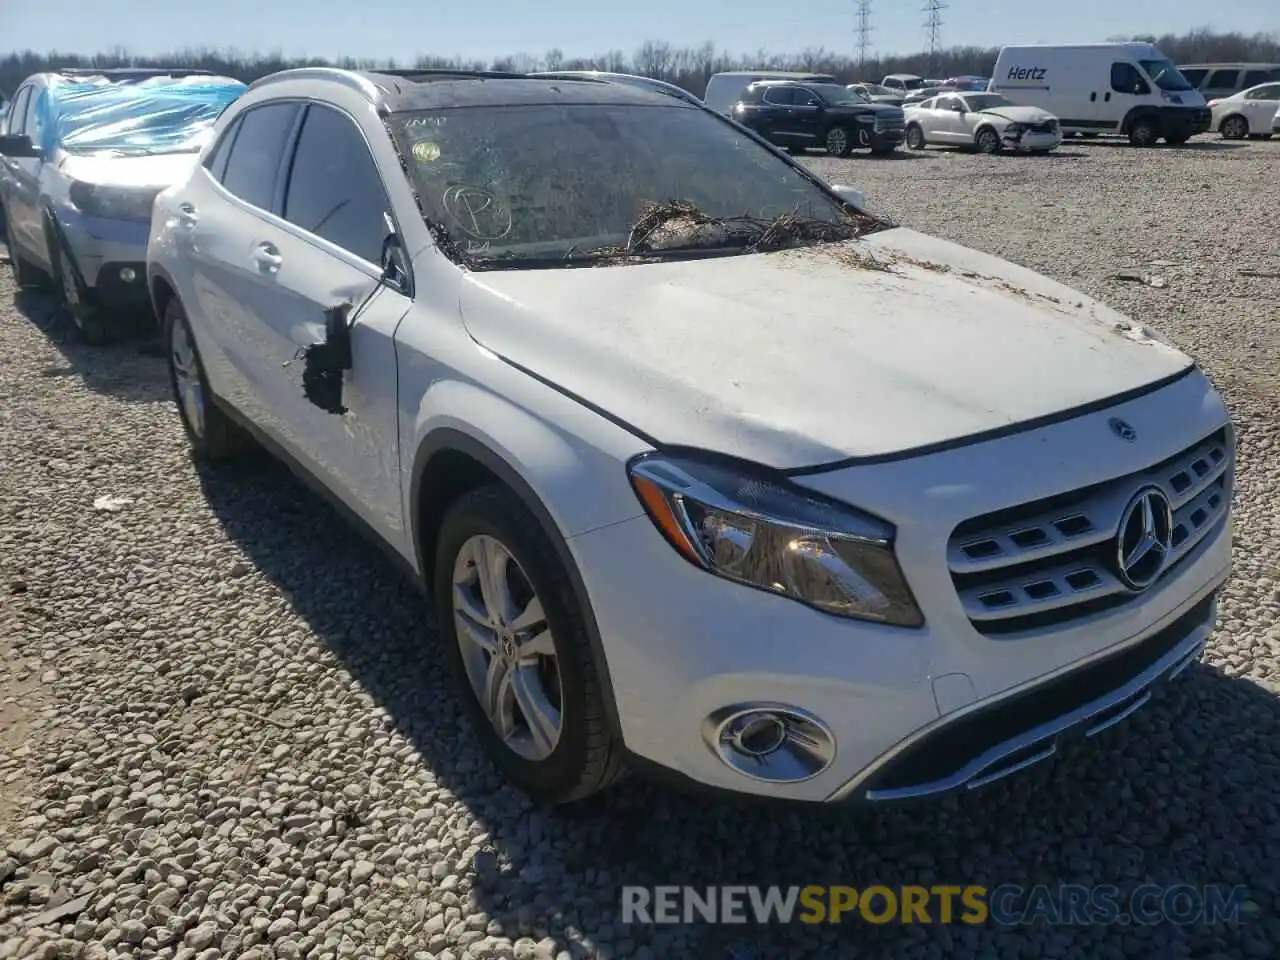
[905,124,926,150]
[435,485,624,804]
[1220,115,1248,140]
[165,296,255,461]
[824,125,852,157]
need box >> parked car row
[0,64,1236,808]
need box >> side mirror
[0,133,38,158]
[381,234,412,296]
[831,184,866,209]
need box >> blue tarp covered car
[0,69,246,342]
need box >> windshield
[390,103,881,269]
[900,77,925,90]
[37,78,246,156]
[1139,59,1194,92]
[862,84,894,96]
[808,84,869,106]
[963,94,1015,110]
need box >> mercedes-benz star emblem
[1115,486,1174,591]
[1109,417,1137,442]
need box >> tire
[905,124,926,150]
[1128,118,1159,147]
[975,126,1001,154]
[434,485,624,804]
[164,296,255,461]
[824,125,852,157]
[1220,115,1248,140]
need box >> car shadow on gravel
[195,454,1280,957]
[9,286,169,403]
[1080,139,1251,151]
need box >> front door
[4,85,47,263]
[1243,83,1280,131]
[227,101,412,550]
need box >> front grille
[875,116,905,133]
[948,427,1233,637]
[1027,120,1058,133]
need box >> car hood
[979,105,1056,124]
[457,228,1192,470]
[55,151,201,189]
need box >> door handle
[177,203,198,228]
[252,242,283,271]
[1090,92,1097,102]
[1104,92,1112,102]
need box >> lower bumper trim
[831,590,1218,803]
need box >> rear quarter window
[1206,69,1239,89]
[1242,70,1271,88]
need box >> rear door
[759,86,802,144]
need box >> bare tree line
[3,28,1278,99]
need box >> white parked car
[1208,82,1280,139]
[1274,104,1280,136]
[905,92,1063,153]
[0,68,245,342]
[148,67,1233,805]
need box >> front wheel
[1220,115,1248,140]
[435,485,624,804]
[905,124,926,150]
[1128,118,1159,147]
[975,126,1002,153]
[824,125,852,157]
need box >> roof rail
[57,67,217,80]
[247,67,381,101]
[370,68,556,82]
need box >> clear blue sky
[2,2,1274,63]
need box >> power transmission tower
[923,0,946,75]
[855,0,872,70]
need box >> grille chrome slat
[948,428,1233,636]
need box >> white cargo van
[989,43,1210,146]
[704,71,836,115]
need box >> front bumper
[53,206,152,305]
[1156,106,1212,138]
[569,371,1233,803]
[1006,130,1062,151]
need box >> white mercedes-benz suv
[147,67,1234,805]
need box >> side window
[1242,70,1270,88]
[1205,69,1239,90]
[282,104,390,264]
[762,87,794,106]
[941,96,963,112]
[1270,69,1280,82]
[1180,68,1208,88]
[5,87,31,136]
[1252,84,1280,100]
[795,87,821,106]
[20,86,42,139]
[221,102,301,212]
[1110,63,1150,95]
[203,117,241,182]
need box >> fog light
[119,267,136,283]
[702,704,836,784]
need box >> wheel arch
[409,426,626,742]
[1120,106,1161,134]
[1217,111,1248,133]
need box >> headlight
[628,453,924,627]
[68,181,161,222]
[1003,123,1026,135]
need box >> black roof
[360,69,691,111]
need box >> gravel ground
[2,136,1279,960]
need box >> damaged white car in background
[0,68,245,343]
[905,91,1063,153]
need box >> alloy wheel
[452,534,563,761]
[826,127,849,156]
[170,314,205,438]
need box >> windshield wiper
[625,200,864,255]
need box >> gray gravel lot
[2,136,1280,960]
